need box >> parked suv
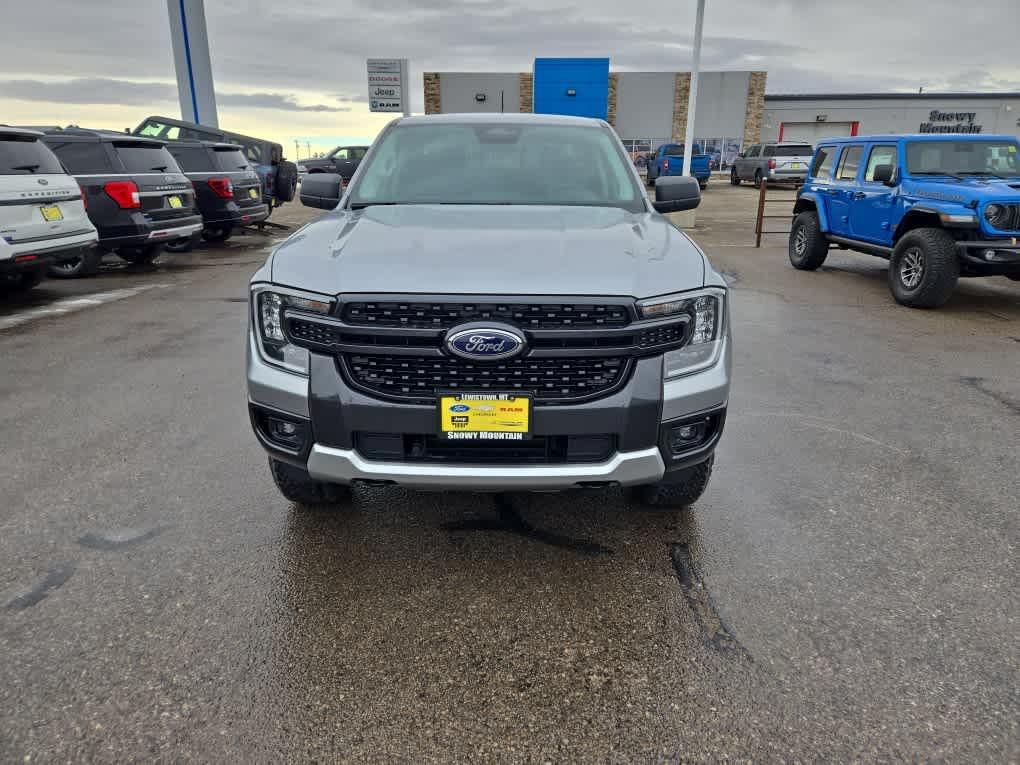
[249,114,729,508]
[790,134,1020,308]
[731,142,813,187]
[164,140,268,248]
[0,127,97,291]
[39,128,202,276]
[298,146,370,180]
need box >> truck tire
[269,457,351,507]
[729,168,740,185]
[274,161,298,202]
[888,228,960,308]
[118,243,162,264]
[753,170,763,189]
[699,179,709,191]
[202,225,233,243]
[788,211,829,270]
[5,269,43,292]
[47,249,103,278]
[632,456,713,508]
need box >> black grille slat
[342,301,631,329]
[342,354,629,403]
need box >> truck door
[826,145,863,237]
[331,148,356,179]
[849,144,899,245]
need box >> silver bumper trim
[146,222,202,241]
[305,445,666,491]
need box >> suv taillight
[768,158,776,170]
[79,185,87,210]
[207,177,233,198]
[104,180,140,209]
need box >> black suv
[39,128,202,276]
[164,140,268,248]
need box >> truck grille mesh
[342,301,631,329]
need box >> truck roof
[395,113,608,128]
[819,133,1018,144]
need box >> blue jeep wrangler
[790,134,1020,308]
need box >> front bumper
[956,240,1020,276]
[247,330,731,491]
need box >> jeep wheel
[202,225,233,243]
[753,170,763,189]
[889,228,959,308]
[274,161,298,203]
[47,249,103,278]
[789,211,829,270]
[118,243,162,264]
[269,458,351,508]
[632,456,713,508]
[699,180,709,191]
[729,168,740,185]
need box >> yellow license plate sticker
[440,393,530,440]
[167,195,183,209]
[248,188,259,200]
[40,205,63,222]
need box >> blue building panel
[533,58,610,120]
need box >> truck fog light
[669,422,706,452]
[983,249,996,261]
[266,416,306,450]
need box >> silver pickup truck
[248,114,731,509]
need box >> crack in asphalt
[670,543,752,661]
[4,563,76,611]
[78,526,166,551]
[959,376,1020,416]
[442,493,614,557]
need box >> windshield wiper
[13,164,40,173]
[349,201,402,210]
[150,165,168,172]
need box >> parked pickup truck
[298,146,370,181]
[790,133,1020,308]
[646,143,711,189]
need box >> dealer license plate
[439,393,531,440]
[167,195,183,209]
[790,162,806,169]
[40,205,63,222]
[248,188,259,200]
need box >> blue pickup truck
[646,143,712,189]
[790,133,1020,308]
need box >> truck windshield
[349,123,643,212]
[905,140,1019,177]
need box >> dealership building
[423,59,1020,168]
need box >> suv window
[211,147,250,172]
[242,144,263,164]
[762,145,775,157]
[864,145,897,182]
[746,145,760,158]
[351,148,368,160]
[773,145,813,157]
[168,146,213,172]
[113,142,181,173]
[0,135,65,175]
[835,146,863,181]
[46,140,113,173]
[811,146,835,178]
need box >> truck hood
[903,177,1020,204]
[269,204,706,297]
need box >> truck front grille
[342,301,631,329]
[341,354,629,403]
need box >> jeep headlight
[638,288,726,378]
[983,203,1009,229]
[252,285,332,374]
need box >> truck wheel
[274,161,298,203]
[5,269,43,291]
[118,244,162,264]
[202,226,233,243]
[729,168,740,185]
[164,234,199,253]
[47,249,103,278]
[888,228,960,308]
[269,458,351,507]
[632,456,713,508]
[699,180,709,190]
[753,170,763,188]
[788,211,829,270]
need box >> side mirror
[652,176,701,214]
[300,173,343,209]
[873,164,896,186]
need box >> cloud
[0,78,351,112]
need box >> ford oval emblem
[445,324,526,362]
[450,404,471,413]
[37,178,49,185]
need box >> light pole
[294,139,300,161]
[681,0,706,179]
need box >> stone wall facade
[670,73,691,142]
[518,73,533,113]
[742,71,767,146]
[607,73,619,126]
[423,72,441,115]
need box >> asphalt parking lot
[1,185,1017,762]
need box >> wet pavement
[1,188,1017,762]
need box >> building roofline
[765,92,1020,102]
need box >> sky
[3,0,1019,158]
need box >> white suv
[1,127,97,291]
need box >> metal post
[294,140,300,161]
[402,59,411,117]
[681,0,705,179]
[166,0,219,127]
[755,178,767,247]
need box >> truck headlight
[983,203,1009,229]
[639,288,726,379]
[252,285,332,374]
[297,164,308,173]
